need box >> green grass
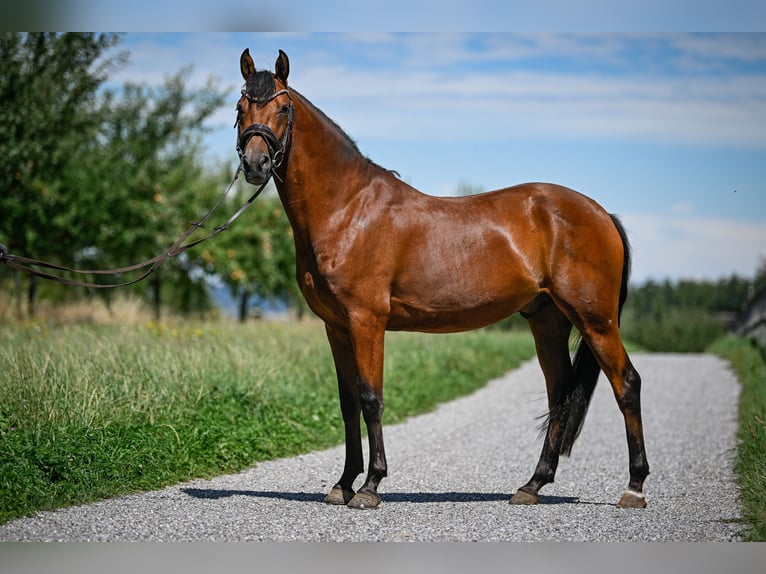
[709,335,766,541]
[5,314,762,539]
[0,319,536,524]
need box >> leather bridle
[235,87,294,181]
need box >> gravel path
[0,353,743,541]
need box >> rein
[0,162,271,289]
[0,85,294,290]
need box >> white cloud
[669,202,695,215]
[671,33,766,68]
[109,34,766,149]
[622,212,766,281]
[293,64,766,147]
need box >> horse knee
[358,383,384,420]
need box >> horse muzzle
[237,122,285,185]
[242,150,272,185]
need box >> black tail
[611,214,632,320]
[557,214,631,456]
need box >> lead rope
[0,160,271,289]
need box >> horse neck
[274,91,375,239]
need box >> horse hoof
[324,485,354,505]
[347,490,381,510]
[510,489,539,505]
[616,490,647,508]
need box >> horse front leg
[346,315,388,509]
[323,325,363,505]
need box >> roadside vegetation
[619,275,756,352]
[709,336,766,541]
[0,306,536,524]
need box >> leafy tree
[622,274,755,352]
[456,180,484,196]
[0,33,227,319]
[79,70,226,319]
[0,32,122,315]
[203,185,303,321]
[753,257,766,296]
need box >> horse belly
[387,261,538,333]
[387,299,524,333]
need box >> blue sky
[111,33,766,283]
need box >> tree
[0,32,122,316]
[0,33,227,319]
[753,257,766,296]
[455,180,484,196]
[80,70,225,319]
[203,184,303,322]
[622,274,756,352]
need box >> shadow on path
[181,488,586,505]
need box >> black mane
[293,89,393,173]
[244,73,396,176]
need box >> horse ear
[240,48,256,80]
[275,50,289,84]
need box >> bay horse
[234,49,649,510]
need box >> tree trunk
[151,273,161,321]
[238,288,249,323]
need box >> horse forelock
[244,70,276,102]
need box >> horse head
[236,49,293,185]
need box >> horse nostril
[258,154,271,173]
[242,153,270,176]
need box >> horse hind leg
[582,327,649,508]
[511,301,576,505]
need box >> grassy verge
[0,320,535,524]
[709,335,766,541]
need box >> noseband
[236,87,294,177]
